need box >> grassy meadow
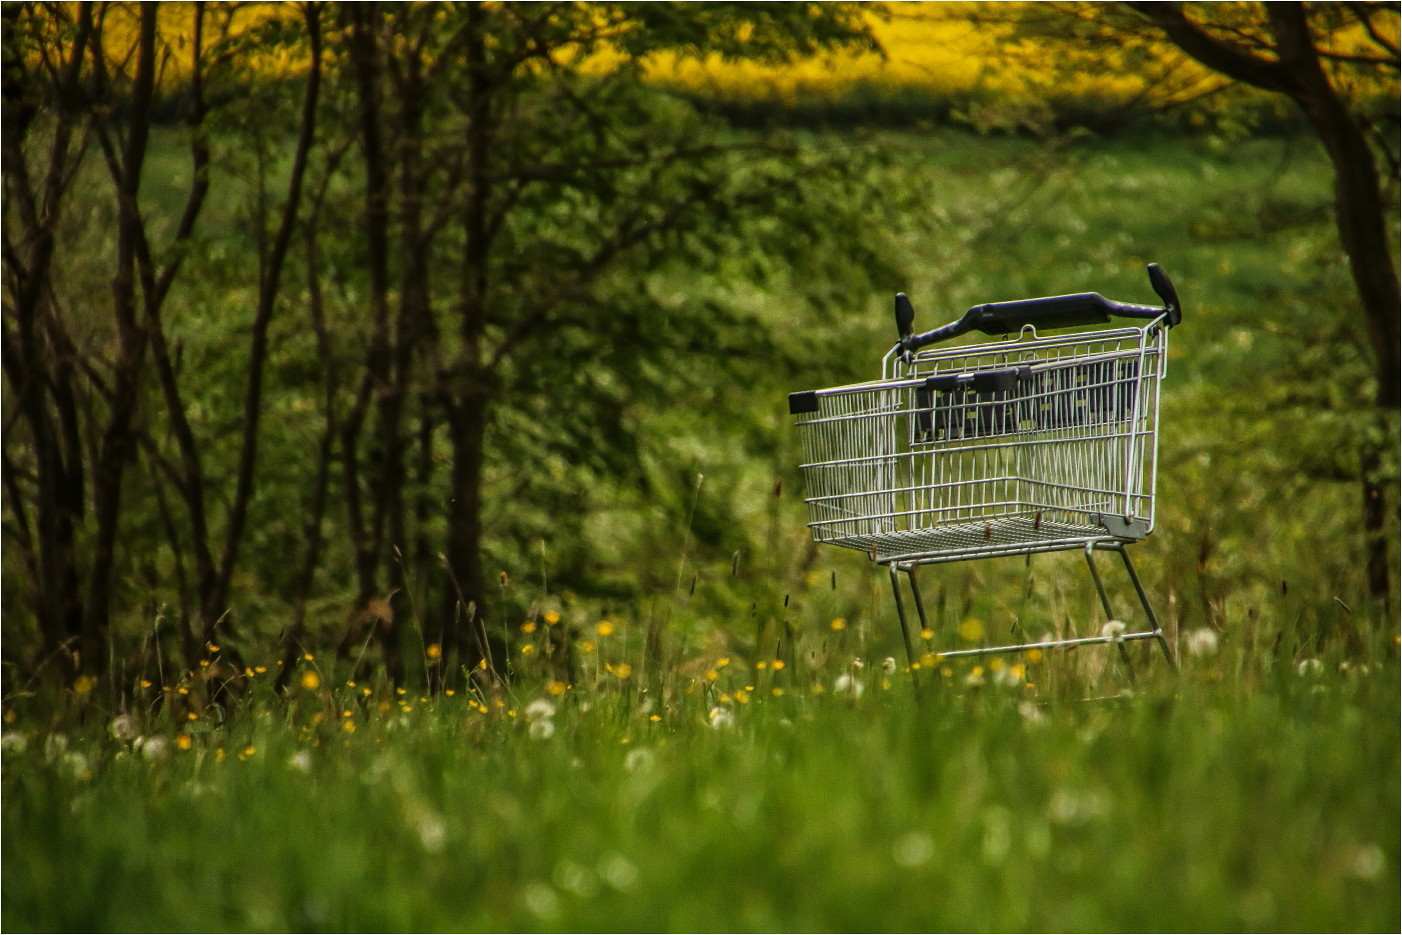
[4,107,1398,934]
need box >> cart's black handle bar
[895,263,1181,355]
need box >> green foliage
[3,653,1396,932]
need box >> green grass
[3,640,1397,932]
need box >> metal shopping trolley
[788,264,1183,676]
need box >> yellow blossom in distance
[596,621,615,637]
[300,671,321,691]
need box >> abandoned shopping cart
[788,264,1182,675]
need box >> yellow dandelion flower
[989,657,1006,671]
[521,621,537,635]
[303,652,315,662]
[596,621,615,637]
[341,719,357,734]
[718,693,731,703]
[244,667,255,677]
[254,666,267,674]
[650,714,661,722]
[206,642,220,653]
[521,643,536,656]
[396,687,406,695]
[477,658,488,670]
[199,659,211,668]
[716,657,730,668]
[704,669,719,681]
[1025,649,1044,664]
[756,660,768,670]
[771,659,785,671]
[177,686,190,696]
[507,709,516,718]
[176,734,192,751]
[419,696,428,703]
[958,618,984,641]
[613,663,632,679]
[578,639,596,653]
[445,689,456,697]
[544,611,561,626]
[3,710,16,724]
[362,687,371,696]
[240,745,257,760]
[920,628,934,640]
[426,643,442,660]
[214,748,226,762]
[772,687,784,697]
[300,671,321,691]
[547,680,567,696]
[73,675,96,695]
[400,704,413,713]
[920,652,941,667]
[187,711,198,721]
[734,689,750,704]
[140,679,153,688]
[830,618,846,631]
[492,699,505,708]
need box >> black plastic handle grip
[896,263,1182,354]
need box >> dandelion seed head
[708,706,734,729]
[524,698,557,721]
[834,673,864,698]
[1185,628,1219,657]
[1101,620,1127,643]
[528,718,555,739]
[289,749,313,772]
[882,657,897,674]
[109,714,140,743]
[139,736,170,761]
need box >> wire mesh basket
[788,264,1183,671]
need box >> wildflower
[1025,648,1044,664]
[254,665,267,674]
[139,736,170,761]
[1185,628,1219,657]
[829,618,846,631]
[1018,701,1046,725]
[1,733,28,755]
[417,815,447,854]
[175,734,193,751]
[141,679,153,688]
[920,628,934,640]
[300,670,321,691]
[547,680,568,696]
[771,659,785,671]
[704,669,719,681]
[341,719,357,734]
[206,642,220,654]
[850,657,864,670]
[624,748,655,772]
[426,643,442,660]
[529,718,556,740]
[303,652,315,662]
[1297,658,1323,677]
[596,621,615,637]
[882,657,897,674]
[733,689,750,704]
[708,706,734,729]
[109,714,140,743]
[834,673,864,698]
[613,663,632,679]
[521,621,537,635]
[1100,620,1127,643]
[521,644,536,656]
[72,674,96,696]
[544,611,561,626]
[61,750,91,779]
[524,698,557,721]
[578,639,596,653]
[289,749,313,772]
[239,745,257,760]
[964,666,986,687]
[716,657,730,668]
[756,660,768,670]
[498,570,509,586]
[771,687,784,697]
[958,618,984,642]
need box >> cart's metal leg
[907,564,932,639]
[1084,545,1135,684]
[1119,549,1177,671]
[888,564,922,699]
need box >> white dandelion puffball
[1185,628,1219,657]
[834,673,865,698]
[109,714,140,743]
[1100,620,1127,643]
[708,706,734,729]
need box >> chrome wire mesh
[793,323,1166,565]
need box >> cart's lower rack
[921,628,1165,661]
[824,513,1150,566]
